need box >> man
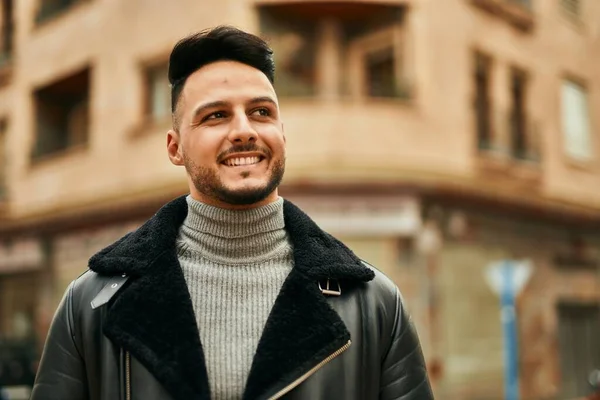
[31,26,433,400]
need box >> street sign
[485,260,533,296]
[484,260,533,400]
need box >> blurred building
[0,0,599,398]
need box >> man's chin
[217,188,275,206]
[213,181,277,206]
[222,176,269,189]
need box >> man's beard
[183,153,285,206]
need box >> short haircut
[168,25,275,127]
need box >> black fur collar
[89,196,374,400]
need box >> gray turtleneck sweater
[176,196,294,400]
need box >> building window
[32,67,90,161]
[365,47,396,98]
[259,9,317,97]
[258,3,408,99]
[144,62,170,122]
[0,0,13,66]
[561,0,580,17]
[0,118,6,200]
[473,52,493,150]
[509,68,530,160]
[557,302,600,398]
[346,18,409,100]
[35,0,88,24]
[561,79,592,161]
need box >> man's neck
[187,190,280,211]
[176,195,289,265]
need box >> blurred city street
[0,0,599,399]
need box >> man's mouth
[222,156,265,167]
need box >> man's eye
[252,108,270,117]
[206,111,226,120]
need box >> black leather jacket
[31,197,434,400]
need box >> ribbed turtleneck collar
[176,196,291,265]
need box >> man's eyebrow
[247,96,278,107]
[191,100,229,122]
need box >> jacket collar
[89,195,374,400]
[90,195,374,281]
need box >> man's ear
[167,129,184,166]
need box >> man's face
[167,61,286,209]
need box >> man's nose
[228,114,258,144]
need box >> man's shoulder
[343,261,408,345]
[72,268,116,289]
[361,260,399,292]
[356,260,402,309]
[68,269,126,314]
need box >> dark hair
[168,25,275,117]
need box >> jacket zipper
[268,340,351,400]
[125,350,132,400]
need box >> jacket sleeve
[379,288,434,399]
[30,281,88,400]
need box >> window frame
[560,76,594,164]
[346,24,407,100]
[143,60,171,123]
[472,50,494,152]
[509,66,531,161]
[30,66,92,163]
[127,53,172,139]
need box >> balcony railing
[476,109,541,163]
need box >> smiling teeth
[226,156,261,166]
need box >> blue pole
[501,261,520,400]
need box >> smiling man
[31,26,433,400]
[168,58,285,209]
